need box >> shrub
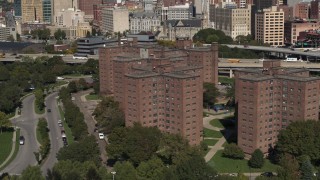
[249,149,264,168]
[222,143,245,159]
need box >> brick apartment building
[99,38,218,145]
[235,60,320,154]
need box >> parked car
[99,133,105,140]
[47,109,51,112]
[261,172,274,177]
[58,120,63,127]
[63,140,68,146]
[19,136,25,145]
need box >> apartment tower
[235,60,320,154]
[99,39,219,145]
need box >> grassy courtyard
[203,128,223,138]
[85,94,100,101]
[209,119,224,128]
[208,150,279,173]
[203,139,219,146]
[0,131,13,165]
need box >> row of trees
[106,124,217,179]
[35,118,50,163]
[34,89,45,112]
[0,57,98,114]
[59,86,88,141]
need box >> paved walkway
[203,113,233,162]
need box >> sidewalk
[203,113,233,162]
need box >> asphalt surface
[41,92,63,175]
[1,95,39,175]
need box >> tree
[136,157,166,180]
[300,157,314,180]
[113,161,137,180]
[124,125,162,165]
[222,143,245,159]
[174,153,217,180]
[57,136,100,165]
[68,81,78,93]
[203,82,220,107]
[276,121,320,163]
[277,153,300,180]
[249,149,264,168]
[0,111,11,133]
[93,97,125,134]
[206,34,219,44]
[34,89,45,111]
[193,28,233,44]
[20,165,44,180]
[54,29,66,40]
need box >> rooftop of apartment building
[236,60,320,81]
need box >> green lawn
[85,94,100,101]
[209,119,224,128]
[0,129,20,171]
[208,150,279,173]
[218,76,234,85]
[57,101,74,144]
[0,131,13,165]
[203,139,218,146]
[203,128,223,138]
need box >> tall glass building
[43,0,52,23]
[14,0,22,17]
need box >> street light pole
[111,171,116,180]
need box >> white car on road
[99,133,104,140]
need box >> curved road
[2,95,39,175]
[41,92,63,174]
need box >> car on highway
[47,109,51,112]
[58,120,63,127]
[99,133,105,140]
[19,136,25,145]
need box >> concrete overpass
[223,44,320,58]
[218,58,320,77]
[0,54,98,64]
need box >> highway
[41,92,63,175]
[224,44,320,58]
[218,58,320,70]
[2,95,39,175]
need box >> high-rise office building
[78,0,101,15]
[310,0,320,20]
[209,4,251,39]
[14,0,22,16]
[255,6,284,47]
[53,0,77,23]
[99,39,219,145]
[43,0,52,23]
[235,60,320,154]
[21,0,43,23]
[101,7,129,33]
